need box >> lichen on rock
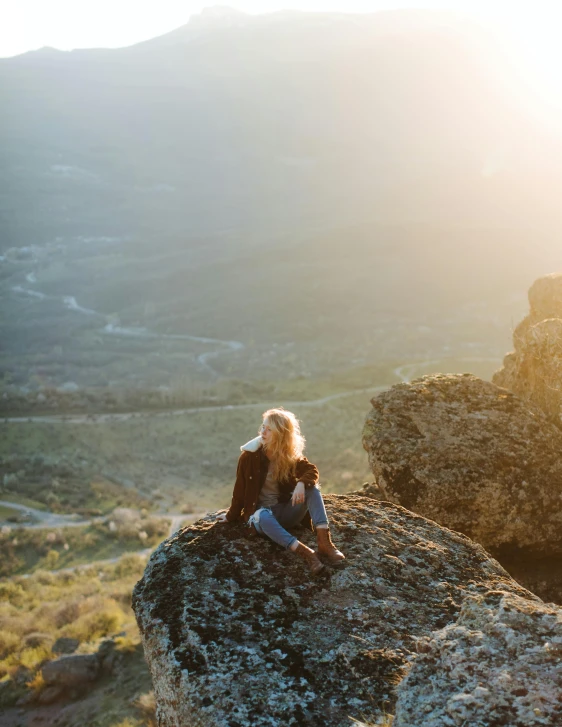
[393,590,562,727]
[362,373,562,555]
[133,494,538,726]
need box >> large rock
[528,272,562,320]
[42,653,99,688]
[394,591,562,727]
[52,636,79,655]
[362,373,562,555]
[494,272,562,425]
[132,495,539,727]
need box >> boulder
[528,272,562,320]
[97,639,123,674]
[494,272,562,425]
[394,591,562,727]
[42,654,99,688]
[52,636,80,655]
[362,373,562,555]
[132,496,539,727]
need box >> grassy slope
[0,357,500,725]
[0,555,154,726]
[0,519,169,579]
[0,358,499,513]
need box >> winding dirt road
[3,357,501,425]
[2,385,388,424]
[12,282,245,378]
[0,499,100,529]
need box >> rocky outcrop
[132,495,546,727]
[362,373,562,555]
[52,637,79,655]
[494,272,562,425]
[394,591,562,727]
[42,654,99,688]
[37,639,121,705]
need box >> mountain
[2,8,561,247]
[1,9,562,392]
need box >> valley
[2,7,561,725]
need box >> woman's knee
[254,508,277,530]
[305,484,322,499]
[248,507,273,533]
[257,508,275,522]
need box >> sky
[3,1,562,102]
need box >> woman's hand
[215,511,228,523]
[291,481,305,506]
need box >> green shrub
[54,599,84,629]
[44,549,60,569]
[112,554,146,580]
[63,603,124,642]
[18,644,51,670]
[23,632,53,649]
[34,570,56,586]
[142,518,168,539]
[0,582,26,608]
[0,630,19,658]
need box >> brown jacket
[225,441,319,523]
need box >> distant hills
[2,7,561,248]
[1,9,562,384]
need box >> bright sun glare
[498,11,562,109]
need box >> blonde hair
[260,408,305,482]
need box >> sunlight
[489,8,562,112]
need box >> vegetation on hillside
[0,554,154,724]
[0,512,169,578]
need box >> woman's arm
[291,458,319,505]
[224,453,247,522]
[295,457,319,488]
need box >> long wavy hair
[260,408,306,482]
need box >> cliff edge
[131,494,561,726]
[494,272,562,426]
[362,373,562,556]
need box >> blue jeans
[248,485,329,550]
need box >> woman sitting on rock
[216,407,345,575]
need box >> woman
[216,408,345,575]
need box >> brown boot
[294,542,325,575]
[317,527,345,566]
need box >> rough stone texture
[528,273,562,318]
[359,484,562,606]
[51,637,80,655]
[494,272,562,425]
[97,639,123,675]
[393,591,562,727]
[362,373,562,555]
[36,685,67,706]
[42,654,99,688]
[132,495,538,727]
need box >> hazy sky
[3,1,562,101]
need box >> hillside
[2,8,561,244]
[1,9,561,400]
